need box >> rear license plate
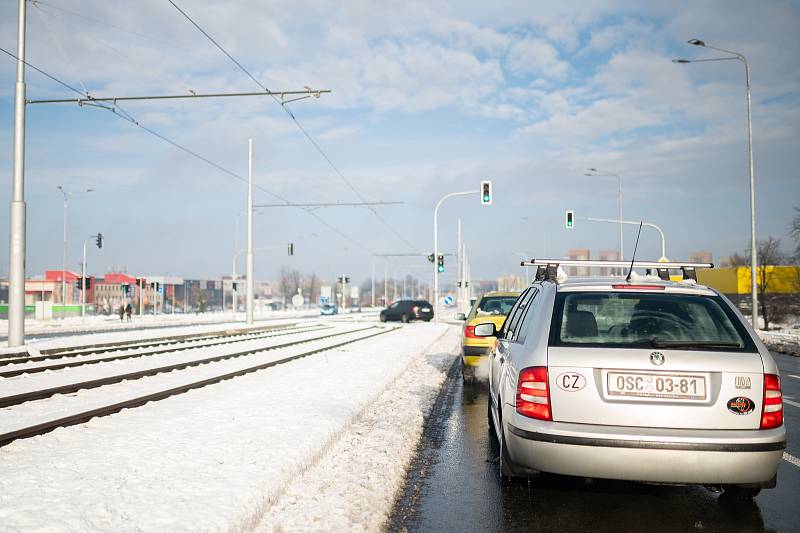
[421,307,431,312]
[607,371,707,400]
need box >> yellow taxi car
[456,291,520,382]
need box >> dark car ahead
[380,300,433,323]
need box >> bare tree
[278,267,303,299]
[790,207,800,259]
[754,237,789,329]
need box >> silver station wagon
[480,260,786,498]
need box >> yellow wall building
[698,266,799,295]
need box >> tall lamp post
[433,190,478,322]
[585,169,623,261]
[57,186,93,318]
[674,39,758,328]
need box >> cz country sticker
[556,372,586,392]
[727,396,755,415]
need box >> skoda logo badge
[649,351,665,366]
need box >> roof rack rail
[519,259,714,282]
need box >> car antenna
[625,222,644,282]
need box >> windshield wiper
[650,338,742,349]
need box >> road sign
[443,295,454,306]
[291,294,304,306]
[158,286,164,294]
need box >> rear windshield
[474,296,518,317]
[548,291,757,352]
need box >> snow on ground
[0,309,327,351]
[0,322,458,532]
[256,327,459,532]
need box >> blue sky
[1,0,798,285]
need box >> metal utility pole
[371,257,376,308]
[7,0,26,346]
[674,39,759,328]
[585,169,623,260]
[433,190,478,322]
[246,139,254,324]
[57,186,92,319]
[80,234,100,318]
[457,218,462,310]
[384,261,388,306]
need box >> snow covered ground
[0,309,331,348]
[0,321,459,532]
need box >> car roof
[551,276,717,296]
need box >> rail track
[0,324,330,378]
[0,324,397,448]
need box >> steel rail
[0,326,377,408]
[0,326,396,447]
[0,322,305,366]
[0,325,331,378]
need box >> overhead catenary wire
[0,46,376,255]
[165,0,418,251]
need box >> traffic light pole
[433,190,478,322]
[246,139,254,325]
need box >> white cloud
[505,37,569,80]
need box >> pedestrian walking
[118,304,125,322]
[125,303,132,322]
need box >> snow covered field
[0,321,459,532]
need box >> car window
[499,289,529,341]
[548,291,757,352]
[504,289,535,342]
[514,288,540,343]
[475,296,518,317]
[389,302,399,309]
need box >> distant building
[598,250,621,276]
[497,274,524,292]
[565,248,591,276]
[689,251,713,264]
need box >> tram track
[0,324,330,378]
[0,325,397,448]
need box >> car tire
[494,401,520,481]
[401,313,410,323]
[379,314,387,323]
[720,485,761,499]
[487,394,495,430]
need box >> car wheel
[379,314,387,323]
[721,485,761,499]
[401,313,410,323]
[487,394,495,430]
[462,364,475,384]
[495,402,519,480]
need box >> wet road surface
[390,353,800,532]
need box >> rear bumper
[462,346,491,358]
[505,419,786,484]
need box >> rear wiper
[650,338,742,349]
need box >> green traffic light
[438,266,444,273]
[483,195,490,201]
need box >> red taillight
[464,325,478,338]
[760,374,783,429]
[611,284,666,290]
[412,306,419,313]
[516,366,552,421]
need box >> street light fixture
[584,169,624,261]
[673,38,759,328]
[57,186,93,319]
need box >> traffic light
[232,282,238,291]
[84,277,92,290]
[339,276,350,284]
[95,233,103,249]
[288,243,294,256]
[136,278,143,286]
[427,253,435,263]
[75,279,82,290]
[565,210,575,229]
[121,283,130,294]
[480,180,492,205]
[437,254,445,273]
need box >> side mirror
[473,322,498,337]
[454,313,466,321]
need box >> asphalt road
[390,353,800,533]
